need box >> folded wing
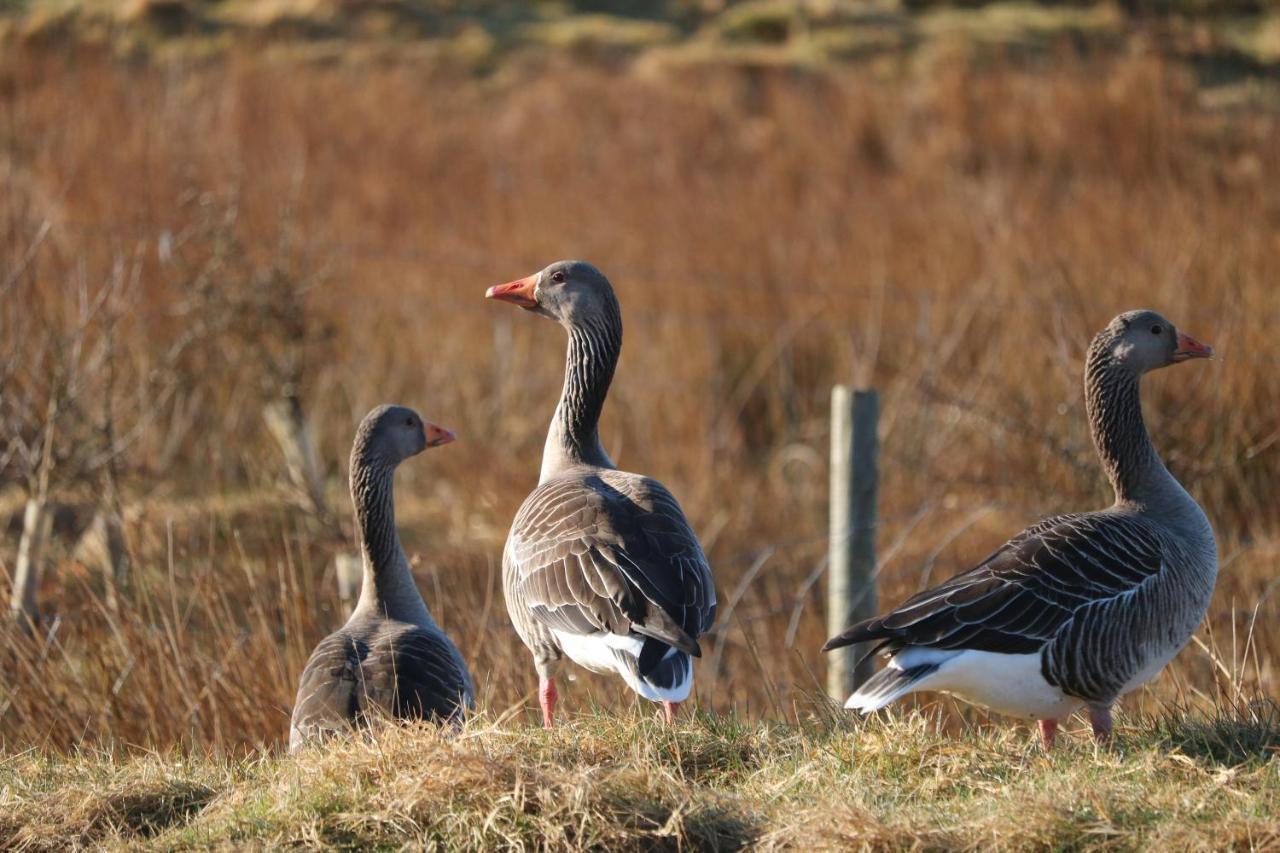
[507,471,717,667]
[291,625,472,746]
[824,512,1166,660]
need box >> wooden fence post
[827,386,879,703]
[264,394,365,611]
[73,507,129,615]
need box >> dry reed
[0,44,1277,754]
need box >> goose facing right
[824,310,1216,749]
[289,405,474,751]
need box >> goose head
[353,404,455,469]
[1092,309,1213,375]
[485,260,617,328]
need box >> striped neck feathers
[1084,338,1166,507]
[541,298,622,481]
[348,446,430,621]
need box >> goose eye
[1150,324,1163,336]
[551,270,566,284]
[405,417,414,426]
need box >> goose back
[503,467,717,678]
[828,509,1215,707]
[290,617,474,749]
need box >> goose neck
[349,456,430,622]
[540,310,621,481]
[1084,351,1165,507]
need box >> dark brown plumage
[291,623,473,739]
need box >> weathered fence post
[827,386,879,703]
[73,507,130,614]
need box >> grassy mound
[4,707,1278,850]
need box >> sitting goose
[486,260,717,727]
[289,405,474,751]
[824,310,1216,748]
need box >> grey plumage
[825,310,1217,744]
[504,470,716,667]
[487,261,716,723]
[289,405,473,751]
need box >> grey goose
[486,260,717,727]
[289,405,474,751]
[824,310,1217,748]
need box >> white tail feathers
[844,690,900,714]
[843,676,921,713]
[840,657,944,714]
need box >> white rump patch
[553,630,692,704]
[846,647,1083,720]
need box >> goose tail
[843,661,940,713]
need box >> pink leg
[662,701,679,725]
[1089,706,1113,745]
[1038,719,1059,751]
[538,677,557,729]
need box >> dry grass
[2,709,1279,850]
[0,30,1278,785]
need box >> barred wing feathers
[506,470,716,668]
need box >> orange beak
[1172,332,1213,362]
[485,274,539,309]
[424,421,457,448]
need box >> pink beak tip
[1174,332,1213,361]
[425,426,457,447]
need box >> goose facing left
[486,260,717,728]
[289,405,474,751]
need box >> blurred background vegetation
[1,0,1278,755]
[3,0,1280,93]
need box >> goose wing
[506,470,717,658]
[290,625,471,748]
[824,512,1166,657]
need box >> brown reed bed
[0,45,1278,757]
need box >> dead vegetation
[0,30,1278,848]
[3,44,1278,752]
[6,0,1280,91]
[0,18,1274,845]
[2,710,1279,849]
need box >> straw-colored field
[2,7,1279,845]
[6,712,1280,849]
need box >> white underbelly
[910,648,1084,720]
